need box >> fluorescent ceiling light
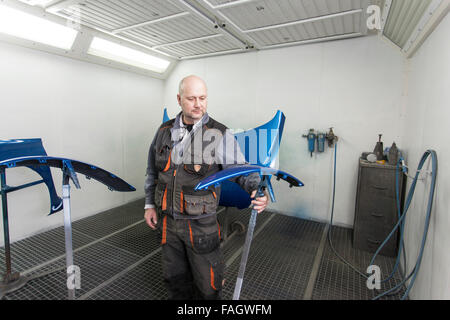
[18,0,55,7]
[0,4,77,50]
[88,37,170,73]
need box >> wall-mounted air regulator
[326,127,338,147]
[302,128,338,157]
[302,129,316,157]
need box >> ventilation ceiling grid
[382,0,448,55]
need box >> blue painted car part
[0,139,62,215]
[0,156,136,193]
[195,164,304,204]
[0,140,136,299]
[194,165,303,301]
[162,108,170,123]
[162,108,286,209]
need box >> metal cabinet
[353,159,406,257]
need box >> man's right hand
[144,208,158,230]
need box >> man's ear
[177,94,181,106]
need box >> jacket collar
[171,111,209,142]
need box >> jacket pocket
[154,183,167,209]
[206,250,225,291]
[183,193,217,216]
[189,221,221,255]
[155,145,171,172]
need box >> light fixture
[88,37,171,73]
[0,4,78,50]
[19,0,55,7]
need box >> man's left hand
[250,190,269,214]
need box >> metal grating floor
[1,199,407,300]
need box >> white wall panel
[400,13,450,300]
[0,40,164,244]
[163,35,404,227]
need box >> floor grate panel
[1,198,407,300]
[101,222,159,257]
[86,251,167,300]
[312,225,407,300]
[222,216,324,300]
[0,228,94,275]
[4,241,142,300]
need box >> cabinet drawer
[353,222,398,257]
[359,167,397,199]
[356,193,398,228]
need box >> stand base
[0,266,66,299]
[0,273,28,299]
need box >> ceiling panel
[383,0,433,49]
[246,13,361,47]
[55,0,185,32]
[157,34,241,57]
[214,0,364,30]
[120,12,219,46]
[16,0,441,61]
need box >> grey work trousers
[157,211,225,300]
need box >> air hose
[327,142,438,300]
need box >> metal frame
[177,0,249,49]
[199,0,260,49]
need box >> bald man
[144,75,268,300]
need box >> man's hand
[250,190,269,214]
[144,208,158,230]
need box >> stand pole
[1,168,12,278]
[62,182,75,300]
[0,168,27,298]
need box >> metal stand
[61,160,80,300]
[0,168,63,299]
[0,167,28,298]
[0,162,80,300]
[233,176,273,300]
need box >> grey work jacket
[144,112,259,219]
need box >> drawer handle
[371,212,384,218]
[367,238,381,245]
[371,185,387,190]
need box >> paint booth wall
[163,35,405,228]
[0,41,163,245]
[400,14,450,300]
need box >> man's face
[177,77,208,124]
